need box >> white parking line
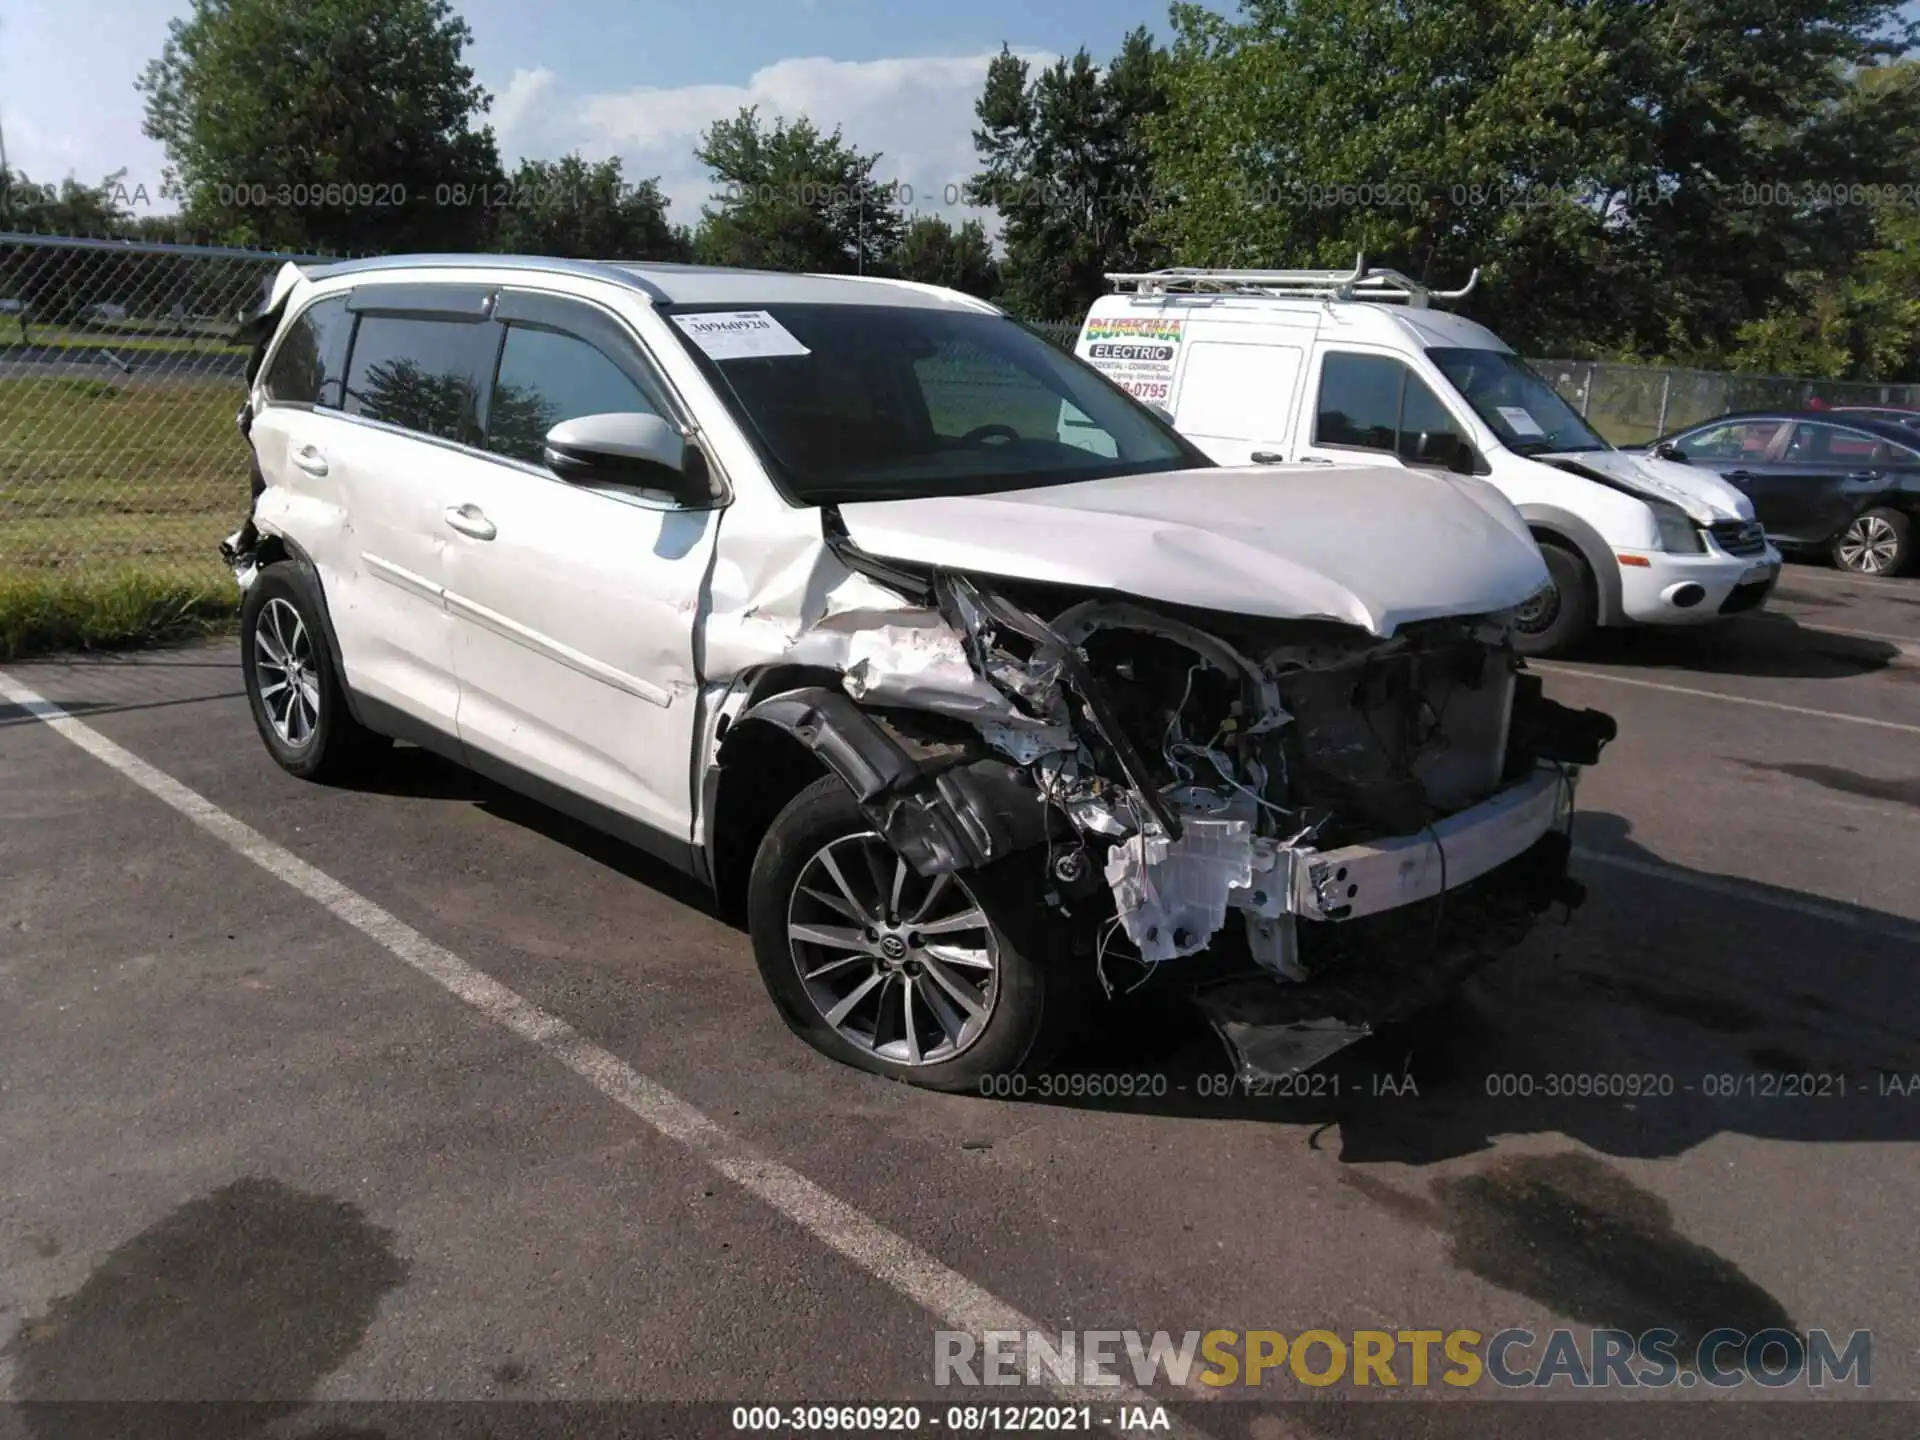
[0,669,1222,1430]
[1573,848,1920,946]
[1531,663,1920,735]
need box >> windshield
[1428,348,1609,457]
[661,303,1205,504]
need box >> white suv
[1077,262,1784,655]
[227,255,1614,1090]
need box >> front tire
[1832,507,1911,576]
[747,775,1061,1092]
[1510,541,1598,657]
[239,562,387,782]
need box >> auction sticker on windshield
[1082,317,1185,403]
[1496,405,1547,437]
[673,310,811,360]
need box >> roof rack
[1104,253,1479,308]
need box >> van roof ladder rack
[1104,253,1479,308]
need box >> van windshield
[661,303,1205,504]
[1428,349,1608,457]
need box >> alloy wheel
[1837,514,1900,575]
[254,596,321,747]
[786,833,1000,1065]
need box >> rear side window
[1786,423,1890,464]
[1314,352,1463,460]
[487,324,662,464]
[263,296,350,407]
[342,314,493,446]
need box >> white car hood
[836,465,1549,637]
[1538,448,1753,524]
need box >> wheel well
[1528,525,1586,564]
[708,718,829,921]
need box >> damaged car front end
[718,518,1614,1087]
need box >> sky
[0,0,1189,228]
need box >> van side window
[1314,352,1463,461]
[263,296,351,408]
[488,324,662,464]
[341,314,494,446]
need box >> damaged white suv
[226,255,1616,1091]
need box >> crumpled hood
[1539,448,1753,524]
[836,464,1549,636]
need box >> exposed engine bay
[727,530,1617,1079]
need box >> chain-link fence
[0,233,304,617]
[9,233,1920,649]
[1531,359,1920,446]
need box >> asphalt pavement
[2,560,1918,1439]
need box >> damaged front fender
[733,687,1062,876]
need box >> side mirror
[1142,401,1175,425]
[543,412,713,506]
[1407,430,1478,474]
[1654,442,1687,463]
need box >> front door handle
[444,504,497,541]
[1845,470,1881,483]
[1250,450,1289,464]
[1724,469,1751,483]
[291,444,329,477]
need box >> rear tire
[239,562,388,783]
[1510,541,1597,657]
[1832,507,1911,576]
[747,775,1066,1092]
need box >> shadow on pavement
[1569,614,1899,679]
[1018,809,1920,1166]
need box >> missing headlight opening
[728,537,1616,1084]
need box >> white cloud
[490,50,1055,232]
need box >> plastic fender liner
[1508,672,1618,767]
[736,687,1056,875]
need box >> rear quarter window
[263,296,351,407]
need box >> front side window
[1313,352,1466,462]
[1674,420,1787,461]
[487,324,662,464]
[662,304,1201,504]
[1428,347,1608,456]
[263,296,350,407]
[341,314,493,446]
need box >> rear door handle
[1845,470,1881,483]
[444,504,496,541]
[291,444,329,477]
[1724,469,1751,482]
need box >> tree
[0,169,133,236]
[692,108,904,274]
[487,154,691,261]
[968,31,1170,321]
[137,0,501,254]
[1148,0,1920,358]
[890,215,1000,298]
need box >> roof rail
[1104,253,1479,308]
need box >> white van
[1075,261,1782,655]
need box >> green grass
[0,567,235,660]
[0,375,246,657]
